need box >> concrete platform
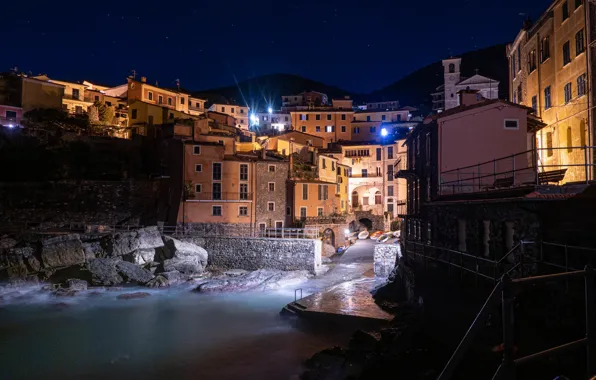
[283,276,394,324]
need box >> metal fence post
[585,146,590,184]
[585,265,594,377]
[501,274,516,380]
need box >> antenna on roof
[475,68,479,75]
[10,66,18,73]
[131,69,137,79]
[175,79,180,91]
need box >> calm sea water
[0,287,348,380]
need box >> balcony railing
[185,192,253,201]
[439,146,596,195]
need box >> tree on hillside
[101,106,115,125]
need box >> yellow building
[128,100,198,135]
[289,180,340,221]
[289,109,354,146]
[33,75,93,114]
[507,0,593,182]
[351,109,411,141]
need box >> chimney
[140,76,147,83]
[261,148,266,160]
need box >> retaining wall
[374,244,400,278]
[181,236,322,274]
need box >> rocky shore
[0,227,311,299]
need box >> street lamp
[381,128,388,137]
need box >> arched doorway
[351,191,359,207]
[323,228,335,247]
[359,218,373,231]
[374,191,382,204]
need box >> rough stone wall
[177,222,255,237]
[0,180,158,227]
[184,236,322,274]
[255,161,289,228]
[374,244,400,278]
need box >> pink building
[0,105,23,128]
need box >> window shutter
[318,184,322,200]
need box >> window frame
[212,205,222,216]
[195,184,202,193]
[503,119,520,130]
[239,206,248,216]
[268,182,275,192]
[195,164,202,172]
[193,145,201,155]
[239,164,249,181]
[212,162,222,180]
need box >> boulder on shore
[88,258,123,286]
[115,260,154,284]
[102,226,164,257]
[161,236,208,274]
[41,234,86,269]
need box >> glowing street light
[267,107,273,114]
[381,128,388,137]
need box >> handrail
[437,282,503,380]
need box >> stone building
[255,159,289,231]
[507,0,595,183]
[431,58,500,112]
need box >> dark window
[448,63,455,73]
[517,85,523,103]
[504,120,519,129]
[240,164,248,181]
[517,45,521,72]
[302,184,308,200]
[301,126,306,132]
[268,165,276,172]
[167,98,172,106]
[193,146,201,155]
[528,49,537,72]
[576,0,582,8]
[94,95,100,101]
[376,148,382,161]
[181,97,185,105]
[562,1,569,21]
[366,116,371,121]
[231,108,235,113]
[544,86,552,109]
[72,89,80,100]
[567,127,573,152]
[212,183,222,200]
[341,126,346,132]
[387,165,394,181]
[195,184,202,193]
[240,184,248,200]
[326,114,331,120]
[374,191,382,205]
[158,95,163,104]
[341,114,346,120]
[212,163,222,180]
[212,206,222,216]
[75,106,83,114]
[564,82,572,103]
[5,110,17,119]
[131,109,137,119]
[370,126,376,133]
[532,95,537,113]
[362,169,368,177]
[269,183,275,191]
[148,92,153,101]
[576,29,585,55]
[195,164,202,172]
[578,73,587,96]
[388,185,394,196]
[268,202,275,211]
[540,36,550,62]
[387,146,394,159]
[382,115,386,121]
[315,114,321,120]
[239,206,248,216]
[315,126,321,132]
[563,41,571,65]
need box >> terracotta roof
[426,99,535,121]
[279,130,324,140]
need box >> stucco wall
[186,237,322,274]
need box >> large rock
[41,234,86,269]
[195,269,309,292]
[82,240,106,261]
[87,258,123,286]
[115,261,154,284]
[0,237,18,250]
[322,243,336,258]
[66,278,88,291]
[161,236,207,274]
[0,247,30,281]
[127,249,156,265]
[103,227,164,257]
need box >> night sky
[1,0,547,94]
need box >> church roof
[457,74,499,86]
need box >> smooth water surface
[0,287,348,380]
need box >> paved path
[337,239,376,264]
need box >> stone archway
[358,218,373,231]
[323,228,335,247]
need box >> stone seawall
[180,237,322,274]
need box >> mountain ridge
[192,44,509,111]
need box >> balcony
[439,146,596,196]
[185,192,253,202]
[63,94,94,102]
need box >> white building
[208,103,249,130]
[188,97,207,116]
[431,57,499,112]
[255,111,291,131]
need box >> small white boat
[358,230,370,239]
[378,234,390,243]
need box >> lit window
[325,126,333,132]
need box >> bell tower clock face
[449,75,455,81]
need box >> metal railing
[438,267,595,380]
[439,146,595,195]
[185,192,253,201]
[259,227,319,239]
